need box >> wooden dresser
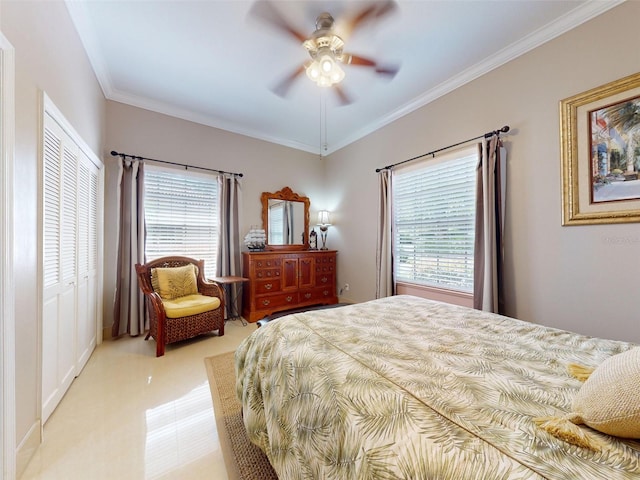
[242,250,338,322]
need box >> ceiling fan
[249,0,400,105]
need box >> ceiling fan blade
[271,65,306,98]
[344,0,398,36]
[344,54,400,78]
[333,85,352,106]
[248,0,307,43]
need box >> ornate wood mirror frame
[261,186,310,251]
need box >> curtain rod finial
[110,150,119,156]
[500,126,510,133]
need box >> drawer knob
[323,290,329,296]
[286,296,293,302]
[304,293,311,299]
[265,283,272,290]
[262,299,270,306]
[321,277,328,283]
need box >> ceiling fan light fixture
[329,62,345,84]
[305,61,321,81]
[320,54,334,73]
[305,58,344,87]
[305,52,345,87]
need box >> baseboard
[338,295,355,304]
[16,419,41,478]
[102,326,113,341]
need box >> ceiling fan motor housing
[315,12,335,30]
[303,13,345,62]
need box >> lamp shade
[317,210,331,225]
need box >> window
[144,166,219,278]
[393,147,477,293]
[268,201,284,244]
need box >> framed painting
[560,71,640,225]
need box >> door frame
[0,29,17,480]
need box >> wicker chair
[135,256,225,357]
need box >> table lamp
[317,210,331,250]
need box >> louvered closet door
[75,151,99,374]
[42,115,79,423]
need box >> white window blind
[144,166,219,278]
[393,148,477,292]
[268,202,284,244]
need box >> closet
[41,95,103,423]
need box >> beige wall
[1,0,106,472]
[103,101,325,333]
[326,1,640,343]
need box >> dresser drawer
[254,258,282,269]
[254,268,281,279]
[299,288,334,303]
[315,272,334,288]
[315,259,335,273]
[256,293,298,310]
[255,278,282,294]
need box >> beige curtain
[113,158,146,337]
[376,169,394,298]
[217,174,242,318]
[474,135,506,313]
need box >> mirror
[261,187,310,250]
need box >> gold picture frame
[560,71,640,225]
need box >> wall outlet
[344,283,350,291]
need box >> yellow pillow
[536,347,640,451]
[154,264,198,300]
[572,347,640,437]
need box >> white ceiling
[66,0,622,155]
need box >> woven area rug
[204,352,278,480]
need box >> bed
[235,295,640,479]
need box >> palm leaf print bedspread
[235,295,640,479]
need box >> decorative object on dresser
[317,210,331,250]
[309,227,318,250]
[242,250,338,322]
[243,226,266,251]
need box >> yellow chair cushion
[154,264,198,300]
[161,294,220,318]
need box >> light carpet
[204,352,278,480]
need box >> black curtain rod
[375,125,510,173]
[110,150,243,177]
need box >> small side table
[209,276,249,325]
